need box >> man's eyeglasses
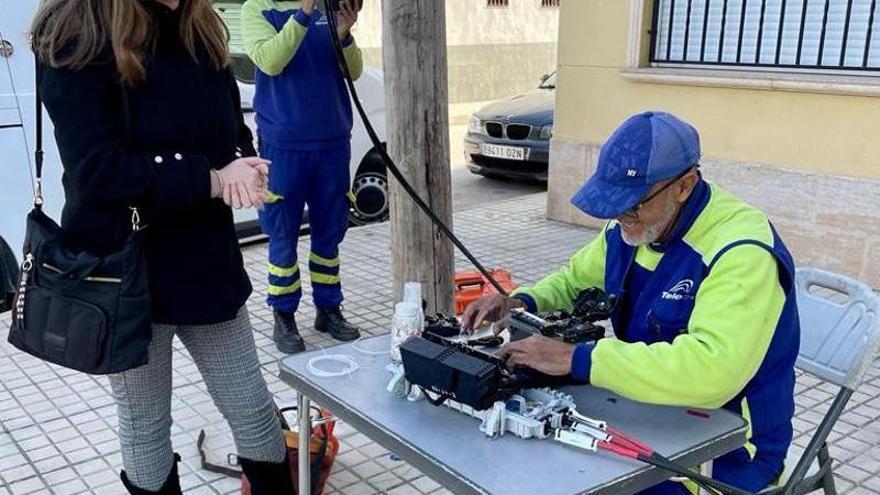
[621,167,696,218]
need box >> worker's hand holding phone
[336,0,360,40]
[301,0,317,15]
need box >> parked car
[464,72,555,181]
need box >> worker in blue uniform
[243,0,364,353]
[464,112,800,494]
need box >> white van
[0,0,388,263]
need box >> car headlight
[540,124,553,140]
[468,116,483,135]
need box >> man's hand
[336,0,358,41]
[460,294,525,333]
[301,0,316,16]
[499,335,575,376]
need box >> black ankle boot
[239,454,295,495]
[120,453,182,495]
[273,310,305,354]
[314,307,361,342]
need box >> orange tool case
[453,269,518,315]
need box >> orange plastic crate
[454,268,518,315]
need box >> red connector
[597,440,639,459]
[606,426,654,457]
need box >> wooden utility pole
[382,0,454,314]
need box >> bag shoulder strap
[34,54,44,209]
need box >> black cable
[323,0,508,296]
[418,387,451,407]
[637,453,752,495]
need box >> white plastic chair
[761,267,880,495]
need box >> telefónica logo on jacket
[661,279,694,300]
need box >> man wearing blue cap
[462,111,800,493]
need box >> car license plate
[480,143,527,161]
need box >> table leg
[298,393,311,495]
[699,460,714,495]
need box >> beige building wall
[352,0,560,104]
[549,0,880,286]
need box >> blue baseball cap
[570,111,701,219]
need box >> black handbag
[7,57,152,374]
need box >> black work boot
[121,453,182,495]
[239,454,295,495]
[273,310,306,354]
[315,307,361,342]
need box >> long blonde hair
[31,0,229,87]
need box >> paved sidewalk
[2,193,880,494]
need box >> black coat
[39,2,255,325]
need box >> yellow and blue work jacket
[513,179,800,490]
[242,0,364,149]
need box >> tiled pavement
[2,193,880,494]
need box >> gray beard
[621,198,678,247]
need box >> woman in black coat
[31,0,293,492]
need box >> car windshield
[539,72,557,89]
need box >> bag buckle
[130,207,141,232]
[33,179,43,207]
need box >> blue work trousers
[258,140,351,313]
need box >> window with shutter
[650,0,879,73]
[487,0,510,7]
